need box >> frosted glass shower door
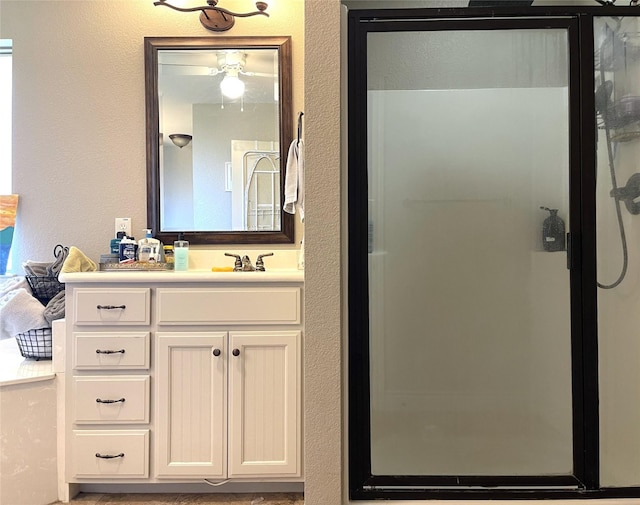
[367,29,574,477]
[595,15,640,488]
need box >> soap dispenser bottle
[174,232,189,271]
[138,229,161,262]
[540,206,566,252]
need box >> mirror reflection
[145,37,294,245]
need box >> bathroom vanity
[57,269,303,500]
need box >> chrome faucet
[225,252,274,271]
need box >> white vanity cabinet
[155,330,300,479]
[59,270,304,495]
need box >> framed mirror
[145,36,294,245]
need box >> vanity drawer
[73,375,150,424]
[73,332,150,370]
[72,429,149,478]
[73,288,150,325]
[156,287,301,325]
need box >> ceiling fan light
[220,74,245,99]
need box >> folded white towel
[283,139,305,222]
[0,276,31,299]
[0,287,49,340]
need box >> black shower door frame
[348,5,640,500]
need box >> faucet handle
[224,253,242,271]
[255,252,274,272]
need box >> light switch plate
[115,217,132,238]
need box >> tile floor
[49,492,304,505]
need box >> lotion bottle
[138,229,161,262]
[119,236,137,264]
[174,233,189,271]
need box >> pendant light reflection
[169,134,192,148]
[220,70,245,100]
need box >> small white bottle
[118,236,137,264]
[174,233,189,271]
[138,229,161,262]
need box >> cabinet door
[228,331,301,477]
[156,333,227,478]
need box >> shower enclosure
[348,4,640,500]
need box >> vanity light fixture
[169,134,193,148]
[153,0,269,32]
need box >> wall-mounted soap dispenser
[540,206,566,252]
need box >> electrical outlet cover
[115,217,132,238]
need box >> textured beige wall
[0,0,303,268]
[303,2,344,505]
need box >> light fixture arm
[153,1,269,32]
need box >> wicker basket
[15,327,52,360]
[25,275,64,305]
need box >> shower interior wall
[596,14,640,489]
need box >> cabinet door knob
[213,348,221,356]
[232,348,240,357]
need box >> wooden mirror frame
[144,36,294,245]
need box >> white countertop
[60,269,304,283]
[0,337,55,387]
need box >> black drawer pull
[97,304,126,310]
[95,452,124,459]
[213,348,221,356]
[96,398,126,404]
[232,348,240,357]
[95,349,126,355]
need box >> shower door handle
[566,232,571,270]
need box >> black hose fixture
[595,81,614,115]
[596,40,630,289]
[610,173,640,215]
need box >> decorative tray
[99,262,174,271]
